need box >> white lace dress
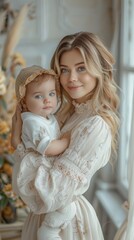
[12,100,112,240]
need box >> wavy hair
[51,32,120,156]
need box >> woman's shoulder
[83,114,109,126]
[78,114,111,135]
[92,115,109,125]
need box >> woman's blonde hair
[51,32,120,156]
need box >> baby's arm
[45,131,70,156]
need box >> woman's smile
[68,85,82,90]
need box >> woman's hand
[11,105,22,149]
[60,131,71,145]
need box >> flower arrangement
[0,73,19,223]
[0,119,17,223]
[0,67,26,224]
[0,3,30,223]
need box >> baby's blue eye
[35,95,44,99]
[49,91,56,97]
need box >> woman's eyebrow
[60,62,84,67]
[60,64,67,67]
[75,62,84,66]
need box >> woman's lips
[68,85,82,90]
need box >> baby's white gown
[12,101,112,240]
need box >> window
[118,0,134,197]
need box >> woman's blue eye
[77,66,86,72]
[60,68,69,74]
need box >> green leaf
[8,198,15,204]
[0,193,8,209]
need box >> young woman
[11,32,119,240]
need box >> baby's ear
[20,98,27,112]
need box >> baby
[15,65,76,240]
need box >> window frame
[117,0,134,199]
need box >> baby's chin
[39,111,53,118]
[30,107,56,118]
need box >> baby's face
[24,77,57,118]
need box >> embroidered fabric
[14,115,111,214]
[17,143,27,158]
[54,159,87,184]
[13,99,112,240]
[72,99,95,114]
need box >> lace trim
[72,99,94,114]
[17,143,27,158]
[54,160,87,184]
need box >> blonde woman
[11,32,119,240]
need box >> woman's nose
[69,70,77,82]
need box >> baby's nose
[43,98,50,103]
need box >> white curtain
[110,0,120,61]
[124,88,134,239]
[114,85,134,240]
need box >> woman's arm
[45,132,71,156]
[11,106,22,149]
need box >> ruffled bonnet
[15,65,60,102]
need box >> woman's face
[59,49,97,103]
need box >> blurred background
[0,0,134,239]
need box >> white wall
[0,0,113,69]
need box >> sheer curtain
[124,88,134,239]
[114,87,134,240]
